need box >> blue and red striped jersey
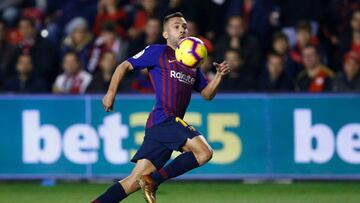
[127,44,208,128]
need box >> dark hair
[101,21,117,32]
[267,51,285,65]
[64,51,80,61]
[296,20,311,32]
[63,51,82,69]
[272,31,288,42]
[226,15,242,25]
[302,44,320,55]
[163,12,184,25]
[268,51,283,59]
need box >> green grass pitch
[0,181,359,203]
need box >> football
[175,36,208,68]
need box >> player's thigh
[182,135,213,157]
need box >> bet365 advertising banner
[0,94,359,179]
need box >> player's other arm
[200,61,230,101]
[102,61,133,111]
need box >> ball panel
[181,54,197,67]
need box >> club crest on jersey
[170,70,195,85]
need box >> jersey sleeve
[194,68,209,92]
[127,45,161,70]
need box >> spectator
[333,51,360,92]
[4,54,47,93]
[340,10,360,60]
[87,21,128,73]
[127,0,165,39]
[50,0,97,36]
[289,21,322,65]
[257,52,293,91]
[226,0,277,47]
[0,0,22,27]
[271,31,299,78]
[7,17,58,89]
[219,49,255,92]
[215,15,262,76]
[62,17,94,69]
[318,1,354,71]
[86,51,119,93]
[0,20,15,89]
[127,17,164,57]
[53,52,92,94]
[295,45,334,92]
[93,0,128,39]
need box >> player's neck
[167,43,176,50]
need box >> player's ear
[162,31,168,39]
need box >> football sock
[151,151,199,185]
[92,182,127,203]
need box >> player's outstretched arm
[200,61,230,101]
[102,61,133,112]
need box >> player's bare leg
[143,135,213,195]
[122,159,157,193]
[181,135,213,165]
[92,159,156,203]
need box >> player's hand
[102,93,115,112]
[213,61,231,76]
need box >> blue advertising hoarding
[0,94,359,179]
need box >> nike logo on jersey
[170,70,195,85]
[168,59,176,63]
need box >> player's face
[163,17,188,48]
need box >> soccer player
[92,12,230,203]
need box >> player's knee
[197,147,213,166]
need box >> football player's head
[162,12,188,49]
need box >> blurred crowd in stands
[0,0,360,94]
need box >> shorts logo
[175,117,196,131]
[170,70,195,85]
